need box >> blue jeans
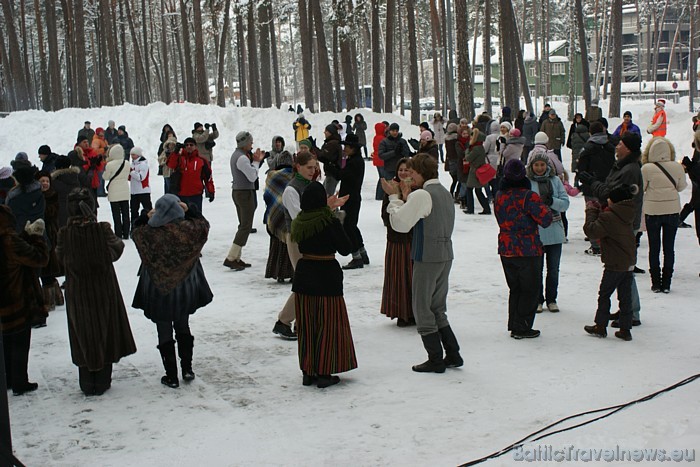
[178,194,203,212]
[645,214,679,274]
[539,243,562,305]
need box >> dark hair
[409,153,438,181]
[590,121,605,135]
[295,151,316,168]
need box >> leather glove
[211,123,217,130]
[308,136,317,149]
[25,219,45,237]
[176,142,185,151]
[205,123,210,129]
[681,156,693,167]
[577,171,595,185]
[206,190,215,202]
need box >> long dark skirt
[295,293,357,375]
[265,236,294,281]
[380,240,413,321]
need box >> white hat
[656,99,666,108]
[500,121,512,131]
[534,132,549,145]
[131,146,144,157]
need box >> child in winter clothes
[583,184,639,341]
[129,147,153,223]
[561,170,580,197]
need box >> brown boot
[53,279,65,306]
[584,323,607,338]
[42,284,56,312]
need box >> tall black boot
[438,326,463,368]
[661,267,673,293]
[412,332,446,373]
[11,328,38,396]
[158,341,179,388]
[78,367,95,395]
[176,334,195,381]
[93,364,113,395]
[650,267,661,292]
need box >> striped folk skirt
[265,236,294,281]
[295,294,358,375]
[380,240,413,321]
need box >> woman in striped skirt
[291,181,357,388]
[380,158,415,326]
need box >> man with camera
[192,122,219,162]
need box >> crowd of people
[1,99,698,395]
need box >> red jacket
[372,122,386,167]
[167,149,215,197]
[77,144,104,189]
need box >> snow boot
[661,267,673,293]
[92,364,113,395]
[412,333,446,373]
[342,258,364,270]
[42,283,56,312]
[316,375,340,388]
[650,267,662,293]
[78,367,95,396]
[52,279,65,306]
[158,341,179,388]
[584,324,607,338]
[359,247,370,265]
[176,334,195,381]
[438,326,463,368]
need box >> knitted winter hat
[236,131,253,149]
[509,128,521,138]
[108,120,116,127]
[420,130,433,142]
[526,152,552,178]
[388,123,400,132]
[149,194,185,227]
[77,135,88,144]
[500,121,512,131]
[118,125,126,131]
[38,145,52,156]
[623,111,632,118]
[95,127,104,135]
[276,151,295,167]
[621,133,642,153]
[131,146,144,158]
[446,123,459,134]
[0,167,12,179]
[608,184,639,204]
[503,159,526,181]
[548,109,557,116]
[194,122,203,130]
[12,165,37,186]
[298,139,313,149]
[343,133,362,148]
[300,181,327,211]
[534,132,549,145]
[183,137,196,146]
[55,156,71,170]
[325,124,339,135]
[15,152,29,162]
[67,187,96,218]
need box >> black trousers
[156,315,191,344]
[130,193,153,224]
[2,327,32,389]
[594,269,633,330]
[342,200,364,252]
[110,200,130,238]
[501,256,543,333]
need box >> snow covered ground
[1,99,699,466]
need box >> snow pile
[0,100,698,466]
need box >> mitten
[25,219,46,237]
[577,171,595,185]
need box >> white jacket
[641,137,687,215]
[130,156,152,194]
[102,145,130,202]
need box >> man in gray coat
[224,131,264,270]
[383,154,463,373]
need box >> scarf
[619,122,629,137]
[291,206,334,243]
[294,172,312,185]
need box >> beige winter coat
[641,137,687,215]
[102,145,130,202]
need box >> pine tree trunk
[608,0,622,117]
[217,0,231,107]
[484,0,492,115]
[161,0,172,102]
[192,0,208,104]
[1,0,32,109]
[179,0,194,102]
[398,0,404,116]
[371,0,383,111]
[0,31,11,111]
[338,0,357,110]
[236,7,248,106]
[59,0,76,106]
[125,0,150,104]
[73,0,90,107]
[406,0,420,124]
[34,0,50,109]
[19,0,37,108]
[332,0,342,111]
[454,0,473,120]
[568,2,576,120]
[45,0,64,110]
[107,0,123,104]
[429,0,441,110]
[247,2,261,107]
[258,0,272,107]
[575,0,591,109]
[268,0,282,108]
[689,0,697,112]
[310,0,334,111]
[298,0,314,111]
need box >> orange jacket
[91,134,108,156]
[649,109,667,137]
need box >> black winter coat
[590,152,644,230]
[316,134,343,179]
[577,135,616,197]
[51,167,84,227]
[378,134,411,174]
[5,182,45,233]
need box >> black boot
[10,327,38,396]
[661,267,673,293]
[584,323,607,338]
[78,367,95,396]
[158,341,179,388]
[412,333,446,373]
[360,247,370,265]
[650,267,662,293]
[342,258,364,270]
[438,326,463,368]
[176,334,195,381]
[93,364,113,395]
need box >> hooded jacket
[372,122,387,167]
[483,121,502,168]
[267,135,287,170]
[577,133,616,196]
[589,150,644,230]
[130,156,151,195]
[102,145,130,202]
[640,137,687,215]
[378,132,411,174]
[522,114,539,147]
